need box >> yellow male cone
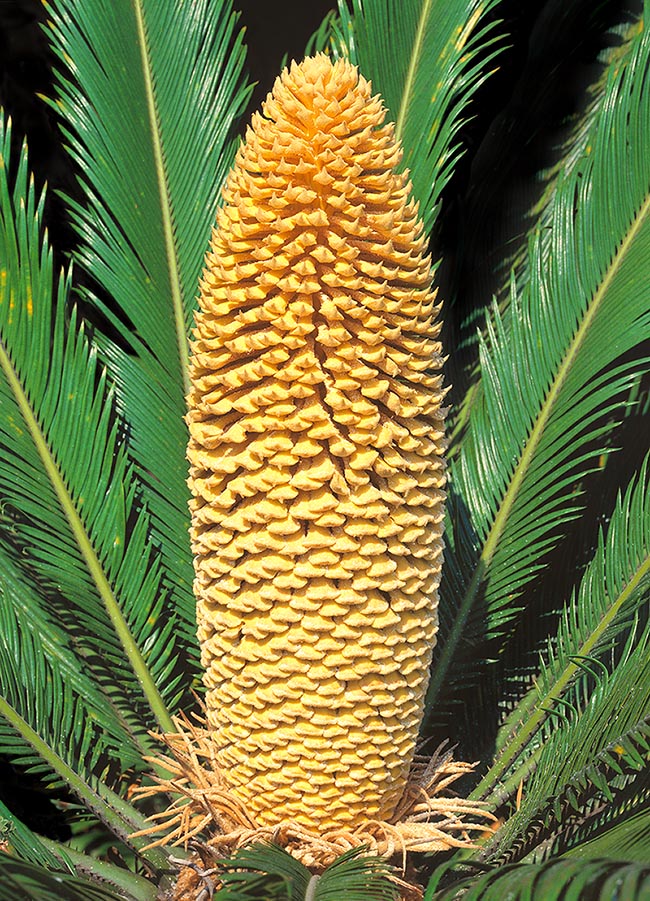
[187,53,446,833]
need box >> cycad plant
[0,1,649,900]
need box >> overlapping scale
[187,54,446,831]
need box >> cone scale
[187,54,446,832]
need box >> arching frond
[0,851,155,901]
[43,0,253,648]
[426,858,650,901]
[0,616,167,870]
[426,22,650,725]
[315,846,398,900]
[213,843,310,900]
[560,787,650,863]
[0,540,145,774]
[474,453,650,803]
[0,116,176,736]
[497,11,644,305]
[450,8,643,436]
[0,554,169,871]
[484,630,650,863]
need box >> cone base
[132,712,495,872]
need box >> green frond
[450,8,643,433]
[314,846,398,901]
[40,836,161,901]
[214,843,310,900]
[0,539,144,774]
[43,0,253,647]
[484,629,650,863]
[500,716,650,863]
[474,452,650,803]
[0,609,168,871]
[560,790,650,863]
[0,850,156,901]
[334,0,503,236]
[506,12,644,300]
[0,553,169,870]
[425,22,650,724]
[0,115,175,735]
[214,844,398,901]
[425,858,650,901]
[0,800,66,872]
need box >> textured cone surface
[188,54,446,831]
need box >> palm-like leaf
[485,648,650,863]
[475,452,650,804]
[214,843,398,901]
[0,117,173,879]
[451,6,643,319]
[491,10,644,308]
[314,847,398,901]
[0,116,178,736]
[0,850,156,901]
[0,592,167,870]
[426,858,650,901]
[0,798,64,872]
[43,0,252,651]
[214,843,310,900]
[0,539,142,775]
[425,20,650,727]
[448,7,644,430]
[0,562,169,875]
[560,787,650,862]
